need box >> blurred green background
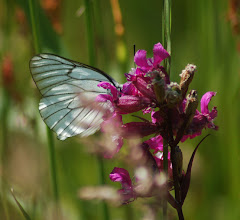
[0,0,240,219]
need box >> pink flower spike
[153,42,170,66]
[200,91,217,114]
[110,167,132,189]
[134,50,151,70]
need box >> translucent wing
[30,53,118,140]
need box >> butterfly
[29,53,120,140]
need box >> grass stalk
[162,0,172,76]
[28,0,59,203]
[1,89,10,220]
[0,1,13,219]
[84,1,110,220]
[162,139,168,219]
[162,0,172,219]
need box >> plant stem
[162,0,172,76]
[1,89,10,220]
[28,0,59,203]
[167,113,184,220]
[28,0,40,54]
[162,0,172,218]
[97,156,110,220]
[84,1,110,220]
[46,128,59,201]
[162,139,168,219]
[0,1,13,219]
[84,0,95,66]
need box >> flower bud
[179,64,196,98]
[117,95,151,113]
[132,76,156,100]
[184,90,198,128]
[175,146,183,179]
[165,82,182,107]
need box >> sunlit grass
[0,0,239,219]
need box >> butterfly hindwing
[30,53,116,140]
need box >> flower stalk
[84,1,110,219]
[28,0,59,203]
[162,0,172,218]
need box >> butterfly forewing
[30,53,117,140]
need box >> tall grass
[0,0,239,219]
[28,0,59,205]
[162,0,172,218]
[84,0,110,219]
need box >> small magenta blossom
[101,112,123,158]
[134,42,170,73]
[110,167,135,202]
[181,91,218,141]
[97,82,153,114]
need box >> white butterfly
[30,54,120,140]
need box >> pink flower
[101,112,123,158]
[97,82,152,114]
[125,71,157,100]
[182,91,218,141]
[110,167,135,202]
[134,42,170,73]
[121,121,159,138]
[144,135,163,153]
[144,136,172,178]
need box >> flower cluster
[97,43,218,205]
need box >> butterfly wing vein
[30,54,115,140]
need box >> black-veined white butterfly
[29,53,120,140]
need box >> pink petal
[110,167,132,188]
[96,94,113,102]
[122,82,139,96]
[134,50,151,70]
[200,91,216,114]
[153,42,170,66]
[209,107,218,120]
[104,135,123,158]
[151,110,164,124]
[121,122,158,138]
[145,135,163,152]
[98,82,119,100]
[117,96,151,114]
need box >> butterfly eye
[30,53,120,140]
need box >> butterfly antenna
[133,44,136,68]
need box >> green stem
[162,0,172,77]
[0,1,13,219]
[84,0,95,66]
[28,0,59,203]
[46,128,59,201]
[84,1,110,220]
[162,139,168,219]
[1,89,10,220]
[162,0,172,219]
[97,157,110,220]
[93,0,108,68]
[28,0,40,54]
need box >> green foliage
[0,0,239,219]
